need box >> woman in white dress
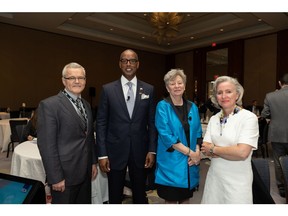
[201,76,259,204]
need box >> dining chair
[257,118,270,158]
[279,156,288,204]
[6,119,28,158]
[252,158,275,204]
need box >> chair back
[279,156,288,203]
[9,120,28,142]
[252,158,270,192]
[251,158,275,204]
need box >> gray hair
[164,69,186,86]
[211,76,244,109]
[62,62,86,77]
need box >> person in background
[37,62,97,204]
[246,99,262,117]
[261,73,288,198]
[96,49,157,204]
[22,109,37,142]
[154,69,202,204]
[201,76,259,204]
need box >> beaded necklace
[219,105,241,136]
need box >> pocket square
[141,94,149,99]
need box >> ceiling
[0,12,288,54]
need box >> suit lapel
[131,80,142,118]
[114,80,131,118]
[58,92,86,131]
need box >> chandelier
[148,12,184,44]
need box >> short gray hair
[211,76,244,109]
[62,62,86,77]
[164,69,186,86]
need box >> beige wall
[0,23,166,110]
[243,34,277,107]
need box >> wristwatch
[209,145,215,156]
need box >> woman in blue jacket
[155,69,202,204]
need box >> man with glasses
[37,62,97,204]
[96,49,157,204]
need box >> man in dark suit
[261,73,288,198]
[96,49,157,204]
[246,100,262,117]
[37,62,97,204]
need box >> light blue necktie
[127,82,135,118]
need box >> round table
[10,140,46,183]
[0,112,10,120]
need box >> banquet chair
[279,156,288,204]
[257,118,269,158]
[252,158,275,204]
[6,119,28,158]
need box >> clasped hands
[187,150,201,166]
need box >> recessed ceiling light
[258,18,262,22]
[220,28,224,32]
[190,36,194,39]
[110,28,114,31]
[142,36,145,39]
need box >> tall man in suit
[37,62,97,204]
[96,49,157,204]
[261,73,288,197]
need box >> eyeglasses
[63,76,86,82]
[120,59,138,65]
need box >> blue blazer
[96,79,157,170]
[155,98,202,189]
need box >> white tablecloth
[91,167,109,204]
[10,140,46,183]
[0,118,28,152]
[0,112,10,120]
[10,140,109,203]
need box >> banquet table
[10,140,46,183]
[0,112,10,120]
[0,118,28,152]
[10,140,109,203]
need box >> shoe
[279,188,285,198]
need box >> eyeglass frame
[119,58,139,65]
[63,76,86,82]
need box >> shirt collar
[64,89,81,101]
[121,75,137,87]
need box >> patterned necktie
[127,82,135,118]
[75,98,88,124]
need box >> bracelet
[186,148,190,156]
[209,144,215,156]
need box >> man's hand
[99,158,110,173]
[145,152,155,168]
[52,180,65,192]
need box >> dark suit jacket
[37,92,96,186]
[261,86,288,143]
[246,105,263,114]
[96,79,157,170]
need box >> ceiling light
[147,12,184,44]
